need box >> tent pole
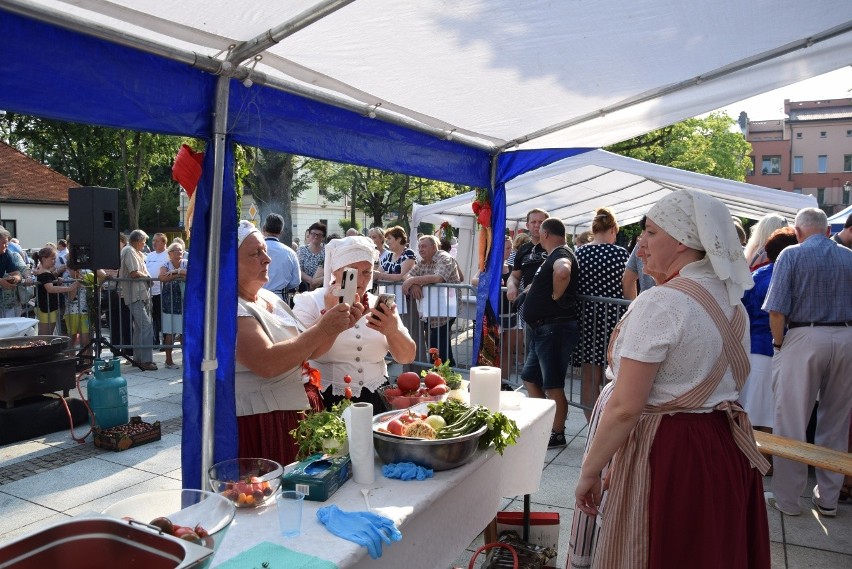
[200,76,230,490]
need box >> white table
[212,397,555,569]
[0,318,38,339]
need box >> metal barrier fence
[0,276,184,358]
[377,280,630,416]
[3,275,628,413]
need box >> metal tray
[0,336,70,362]
[0,515,212,569]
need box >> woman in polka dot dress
[575,208,629,421]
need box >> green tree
[607,113,752,181]
[242,148,314,246]
[0,113,182,229]
[311,161,465,231]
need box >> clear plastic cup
[276,490,305,537]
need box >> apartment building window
[792,156,803,174]
[796,132,803,139]
[844,154,852,172]
[57,220,70,242]
[792,188,802,194]
[847,129,852,137]
[761,156,781,175]
[817,188,825,206]
[819,131,827,138]
[817,155,827,173]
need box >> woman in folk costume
[574,190,771,569]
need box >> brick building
[745,98,852,216]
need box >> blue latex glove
[381,461,433,481]
[316,505,402,559]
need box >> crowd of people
[0,226,188,372]
[2,200,850,560]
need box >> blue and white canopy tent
[1,0,850,490]
[829,204,852,232]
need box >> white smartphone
[339,267,358,305]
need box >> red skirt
[648,411,770,569]
[236,382,324,467]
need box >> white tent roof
[412,150,817,230]
[5,0,851,153]
[829,203,852,228]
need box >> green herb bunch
[289,400,352,461]
[426,399,520,455]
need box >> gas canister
[88,357,129,429]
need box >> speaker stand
[77,272,143,371]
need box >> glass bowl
[377,384,448,411]
[207,457,283,508]
[101,488,234,567]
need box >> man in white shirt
[260,214,301,301]
[144,233,169,348]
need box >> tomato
[387,419,404,436]
[428,385,448,396]
[194,524,209,538]
[423,372,446,389]
[396,371,421,392]
[398,412,418,424]
[344,386,353,399]
[383,387,402,398]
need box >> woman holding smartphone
[293,235,416,411]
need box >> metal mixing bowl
[372,408,486,471]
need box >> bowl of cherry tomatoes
[207,457,283,508]
[378,371,449,410]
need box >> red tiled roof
[0,141,77,203]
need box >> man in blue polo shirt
[763,207,852,518]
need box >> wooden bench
[753,430,852,477]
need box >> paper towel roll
[343,402,375,484]
[469,366,501,412]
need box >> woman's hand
[316,303,353,335]
[575,469,603,516]
[365,302,395,334]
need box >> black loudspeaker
[68,186,120,269]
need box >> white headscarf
[237,220,262,248]
[323,236,378,288]
[647,190,753,305]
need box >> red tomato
[423,372,446,389]
[396,372,421,392]
[387,419,404,436]
[428,385,448,396]
[398,412,418,424]
[383,388,402,398]
[344,386,352,399]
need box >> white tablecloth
[212,398,555,569]
[0,318,39,339]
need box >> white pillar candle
[469,366,501,412]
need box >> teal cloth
[216,541,339,569]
